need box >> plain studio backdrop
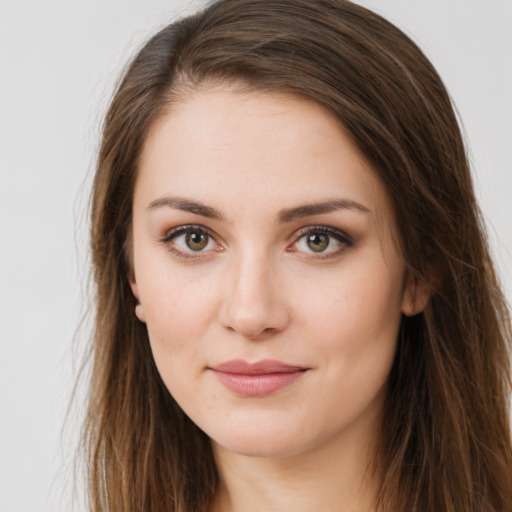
[0,1,510,511]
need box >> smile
[209,359,309,397]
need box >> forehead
[136,87,391,221]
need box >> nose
[218,252,290,340]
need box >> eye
[290,226,353,258]
[302,232,330,253]
[181,231,211,251]
[160,225,220,258]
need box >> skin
[130,87,427,512]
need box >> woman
[83,0,512,510]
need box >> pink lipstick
[209,359,308,397]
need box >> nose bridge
[220,244,288,338]
[234,248,272,307]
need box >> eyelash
[288,225,354,260]
[159,224,354,260]
[160,224,220,260]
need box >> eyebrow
[278,199,370,222]
[147,196,370,222]
[147,196,224,220]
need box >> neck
[209,415,380,512]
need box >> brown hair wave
[83,1,512,510]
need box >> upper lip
[209,359,308,375]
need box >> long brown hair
[83,1,512,510]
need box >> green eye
[185,231,209,251]
[306,233,329,252]
[292,226,353,258]
[162,225,216,257]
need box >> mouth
[208,359,309,397]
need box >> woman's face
[130,87,419,458]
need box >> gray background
[1,1,510,510]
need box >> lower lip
[211,370,306,397]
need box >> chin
[214,436,307,459]
[208,419,322,459]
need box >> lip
[209,359,308,397]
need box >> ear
[401,271,430,317]
[129,271,146,323]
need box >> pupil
[186,232,208,251]
[307,233,328,252]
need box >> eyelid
[160,224,215,243]
[158,223,354,260]
[288,225,354,258]
[159,224,222,259]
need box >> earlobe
[401,273,430,317]
[134,303,146,323]
[129,273,146,323]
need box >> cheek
[142,285,215,410]
[289,263,403,435]
[293,256,404,388]
[136,259,220,381]
[298,263,403,337]
[137,248,218,328]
